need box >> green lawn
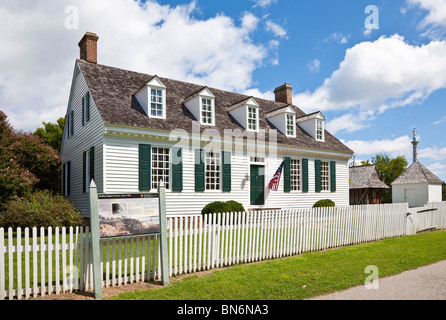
[107,230,446,300]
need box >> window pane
[152,147,170,189]
[205,152,220,190]
[321,161,329,191]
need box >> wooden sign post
[158,181,169,286]
[89,181,103,300]
[89,180,170,299]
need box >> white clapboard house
[60,33,354,217]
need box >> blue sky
[1,0,446,181]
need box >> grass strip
[108,230,446,300]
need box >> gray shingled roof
[349,165,389,189]
[77,59,353,154]
[392,161,443,185]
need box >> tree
[361,154,408,203]
[33,117,65,151]
[0,111,60,208]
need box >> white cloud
[432,116,446,125]
[407,0,446,28]
[265,20,287,38]
[242,88,274,100]
[427,162,446,177]
[252,0,278,8]
[0,0,278,132]
[307,59,320,73]
[406,0,446,39]
[326,111,375,135]
[419,146,446,161]
[324,32,351,44]
[343,135,413,158]
[294,35,446,132]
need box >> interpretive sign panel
[97,194,160,238]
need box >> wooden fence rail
[1,202,445,300]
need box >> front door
[250,165,265,205]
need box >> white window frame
[205,151,220,190]
[200,97,214,126]
[247,106,259,132]
[286,114,296,137]
[151,146,170,190]
[149,88,165,119]
[290,158,301,191]
[321,161,329,191]
[316,119,324,141]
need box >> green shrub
[313,199,335,208]
[0,190,85,229]
[201,200,245,215]
[225,200,245,213]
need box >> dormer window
[135,76,166,119]
[183,87,215,126]
[265,105,296,137]
[286,114,295,136]
[296,111,325,142]
[226,97,260,132]
[247,106,258,131]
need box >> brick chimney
[274,83,292,105]
[78,32,99,64]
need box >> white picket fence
[407,202,446,234]
[1,202,445,300]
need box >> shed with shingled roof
[349,165,389,205]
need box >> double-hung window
[321,161,329,191]
[247,107,258,131]
[205,151,220,190]
[152,147,170,190]
[201,98,213,125]
[286,114,295,136]
[316,119,324,141]
[290,159,301,191]
[150,89,164,118]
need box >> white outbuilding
[392,129,443,207]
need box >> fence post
[89,180,102,300]
[158,181,170,286]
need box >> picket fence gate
[1,202,445,300]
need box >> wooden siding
[61,64,105,216]
[103,134,350,216]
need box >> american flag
[268,160,284,191]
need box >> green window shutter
[302,158,309,192]
[195,149,205,192]
[83,151,86,193]
[66,113,70,138]
[70,110,74,136]
[284,157,291,192]
[86,92,90,122]
[330,161,336,192]
[82,98,85,126]
[90,146,95,183]
[139,144,151,191]
[222,151,231,192]
[67,161,71,196]
[315,159,322,193]
[172,147,183,192]
[62,163,66,196]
